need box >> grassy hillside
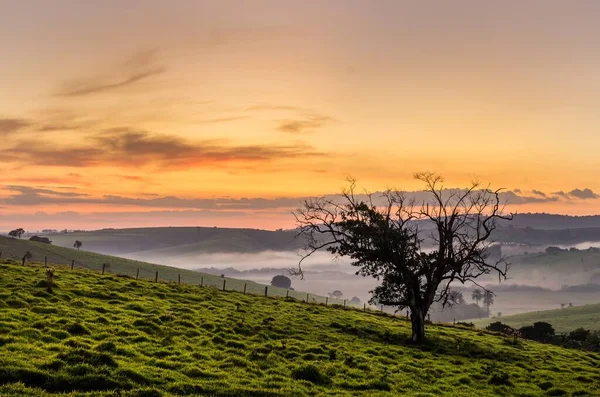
[474,303,600,333]
[0,236,323,303]
[1,260,599,396]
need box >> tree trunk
[410,307,426,343]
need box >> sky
[2,0,600,230]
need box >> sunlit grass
[0,259,599,396]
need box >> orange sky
[2,1,600,230]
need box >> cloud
[531,189,546,197]
[55,50,165,97]
[568,188,598,199]
[276,115,334,134]
[0,118,30,135]
[0,185,303,210]
[551,189,598,200]
[500,191,558,204]
[553,191,568,198]
[0,186,88,206]
[0,184,567,212]
[246,105,309,112]
[1,128,323,168]
[37,124,79,132]
[196,116,249,124]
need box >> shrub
[488,371,512,386]
[546,388,568,396]
[291,364,331,385]
[67,322,90,335]
[486,321,514,334]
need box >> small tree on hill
[471,288,483,305]
[293,173,511,343]
[74,240,82,250]
[9,228,25,239]
[270,275,292,289]
[329,290,344,299]
[349,296,361,305]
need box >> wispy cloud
[196,116,250,124]
[0,118,30,135]
[55,50,165,97]
[1,128,324,169]
[276,115,334,134]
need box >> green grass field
[0,236,340,305]
[1,259,599,396]
[474,303,600,333]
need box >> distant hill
[474,303,600,333]
[38,227,305,256]
[498,213,600,230]
[30,215,600,259]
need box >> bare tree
[292,173,511,343]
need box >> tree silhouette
[270,275,292,289]
[329,290,344,299]
[483,290,495,317]
[471,289,483,305]
[293,173,511,343]
[74,240,83,250]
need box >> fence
[21,254,389,314]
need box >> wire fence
[24,254,390,314]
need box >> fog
[121,247,600,317]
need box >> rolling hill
[0,236,332,304]
[37,227,305,256]
[474,303,600,333]
[1,259,599,396]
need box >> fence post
[136,269,139,280]
[243,283,247,294]
[44,256,47,266]
[102,263,106,275]
[178,274,181,285]
[155,271,158,282]
[344,299,346,308]
[222,279,226,291]
[264,286,268,296]
[364,303,366,312]
[380,305,383,312]
[200,277,203,287]
[326,297,328,306]
[286,289,289,298]
[306,293,309,303]
[71,260,74,270]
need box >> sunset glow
[3,1,600,230]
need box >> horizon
[3,1,600,230]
